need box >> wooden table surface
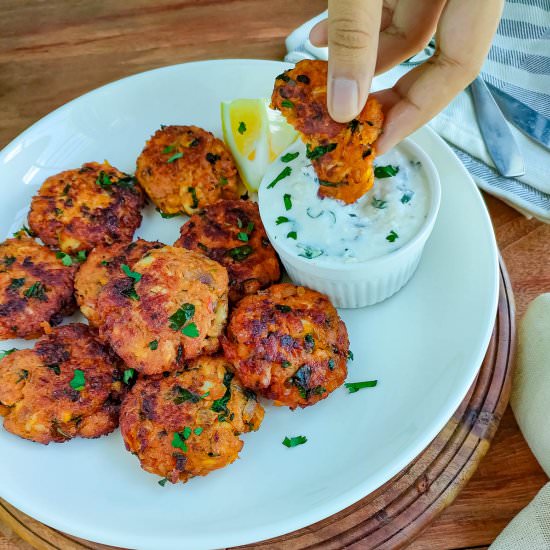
[1,1,549,549]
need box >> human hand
[309,0,504,153]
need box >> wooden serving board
[0,259,515,550]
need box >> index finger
[327,0,383,122]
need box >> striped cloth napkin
[285,1,550,221]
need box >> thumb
[327,0,382,122]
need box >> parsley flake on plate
[267,166,292,189]
[345,380,378,393]
[282,435,307,448]
[283,194,292,211]
[386,230,399,243]
[276,216,290,225]
[286,231,297,240]
[237,121,247,134]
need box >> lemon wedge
[221,98,298,192]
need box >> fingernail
[330,77,359,122]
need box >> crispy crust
[97,246,229,375]
[175,200,280,303]
[74,239,164,327]
[0,236,76,339]
[0,323,124,444]
[135,125,240,215]
[28,162,145,253]
[271,59,384,204]
[120,355,264,484]
[222,283,349,409]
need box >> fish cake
[135,125,240,216]
[120,355,264,484]
[0,236,76,340]
[222,283,349,409]
[271,59,384,204]
[28,162,145,254]
[97,245,228,375]
[74,239,164,327]
[175,200,280,303]
[0,323,124,444]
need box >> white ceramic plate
[0,60,499,550]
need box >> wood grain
[1,1,549,549]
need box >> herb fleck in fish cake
[0,323,124,444]
[222,283,349,409]
[271,59,384,204]
[28,162,145,254]
[175,200,280,303]
[136,125,240,216]
[120,355,264,484]
[97,246,228,375]
[0,236,76,340]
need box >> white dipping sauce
[260,144,430,263]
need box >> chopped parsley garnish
[122,284,139,301]
[386,230,399,243]
[169,303,195,331]
[281,99,295,108]
[267,166,292,189]
[96,171,112,188]
[2,256,16,267]
[167,151,183,163]
[149,339,159,350]
[227,245,253,261]
[56,252,73,266]
[194,427,203,436]
[282,435,307,448]
[347,350,354,361]
[345,380,378,393]
[401,191,414,204]
[46,363,61,375]
[306,143,337,160]
[211,372,233,421]
[246,221,254,232]
[237,232,249,242]
[75,250,87,263]
[171,432,188,452]
[281,360,291,368]
[121,264,142,282]
[123,368,135,384]
[13,225,35,238]
[162,144,176,154]
[158,478,168,487]
[188,186,199,209]
[9,278,25,290]
[237,121,247,134]
[287,231,297,240]
[156,207,181,219]
[276,216,290,225]
[283,194,292,211]
[281,151,299,163]
[0,348,17,360]
[24,282,47,300]
[374,165,399,178]
[173,386,202,404]
[181,322,199,338]
[275,304,291,313]
[372,197,387,209]
[69,369,85,391]
[100,260,110,267]
[297,245,323,259]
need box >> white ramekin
[258,138,441,308]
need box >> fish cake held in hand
[97,246,228,375]
[120,355,264,484]
[222,283,349,409]
[175,200,280,303]
[28,162,145,254]
[75,239,164,327]
[271,59,384,204]
[0,323,125,444]
[0,236,76,340]
[136,125,240,216]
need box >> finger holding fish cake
[28,162,145,254]
[271,59,384,204]
[97,246,229,376]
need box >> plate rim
[0,59,500,550]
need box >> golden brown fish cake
[74,239,164,327]
[0,323,124,444]
[271,59,384,204]
[97,246,228,376]
[120,355,264,484]
[28,162,145,254]
[175,200,280,304]
[222,283,349,409]
[135,125,240,216]
[0,236,76,340]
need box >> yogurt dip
[259,143,430,263]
